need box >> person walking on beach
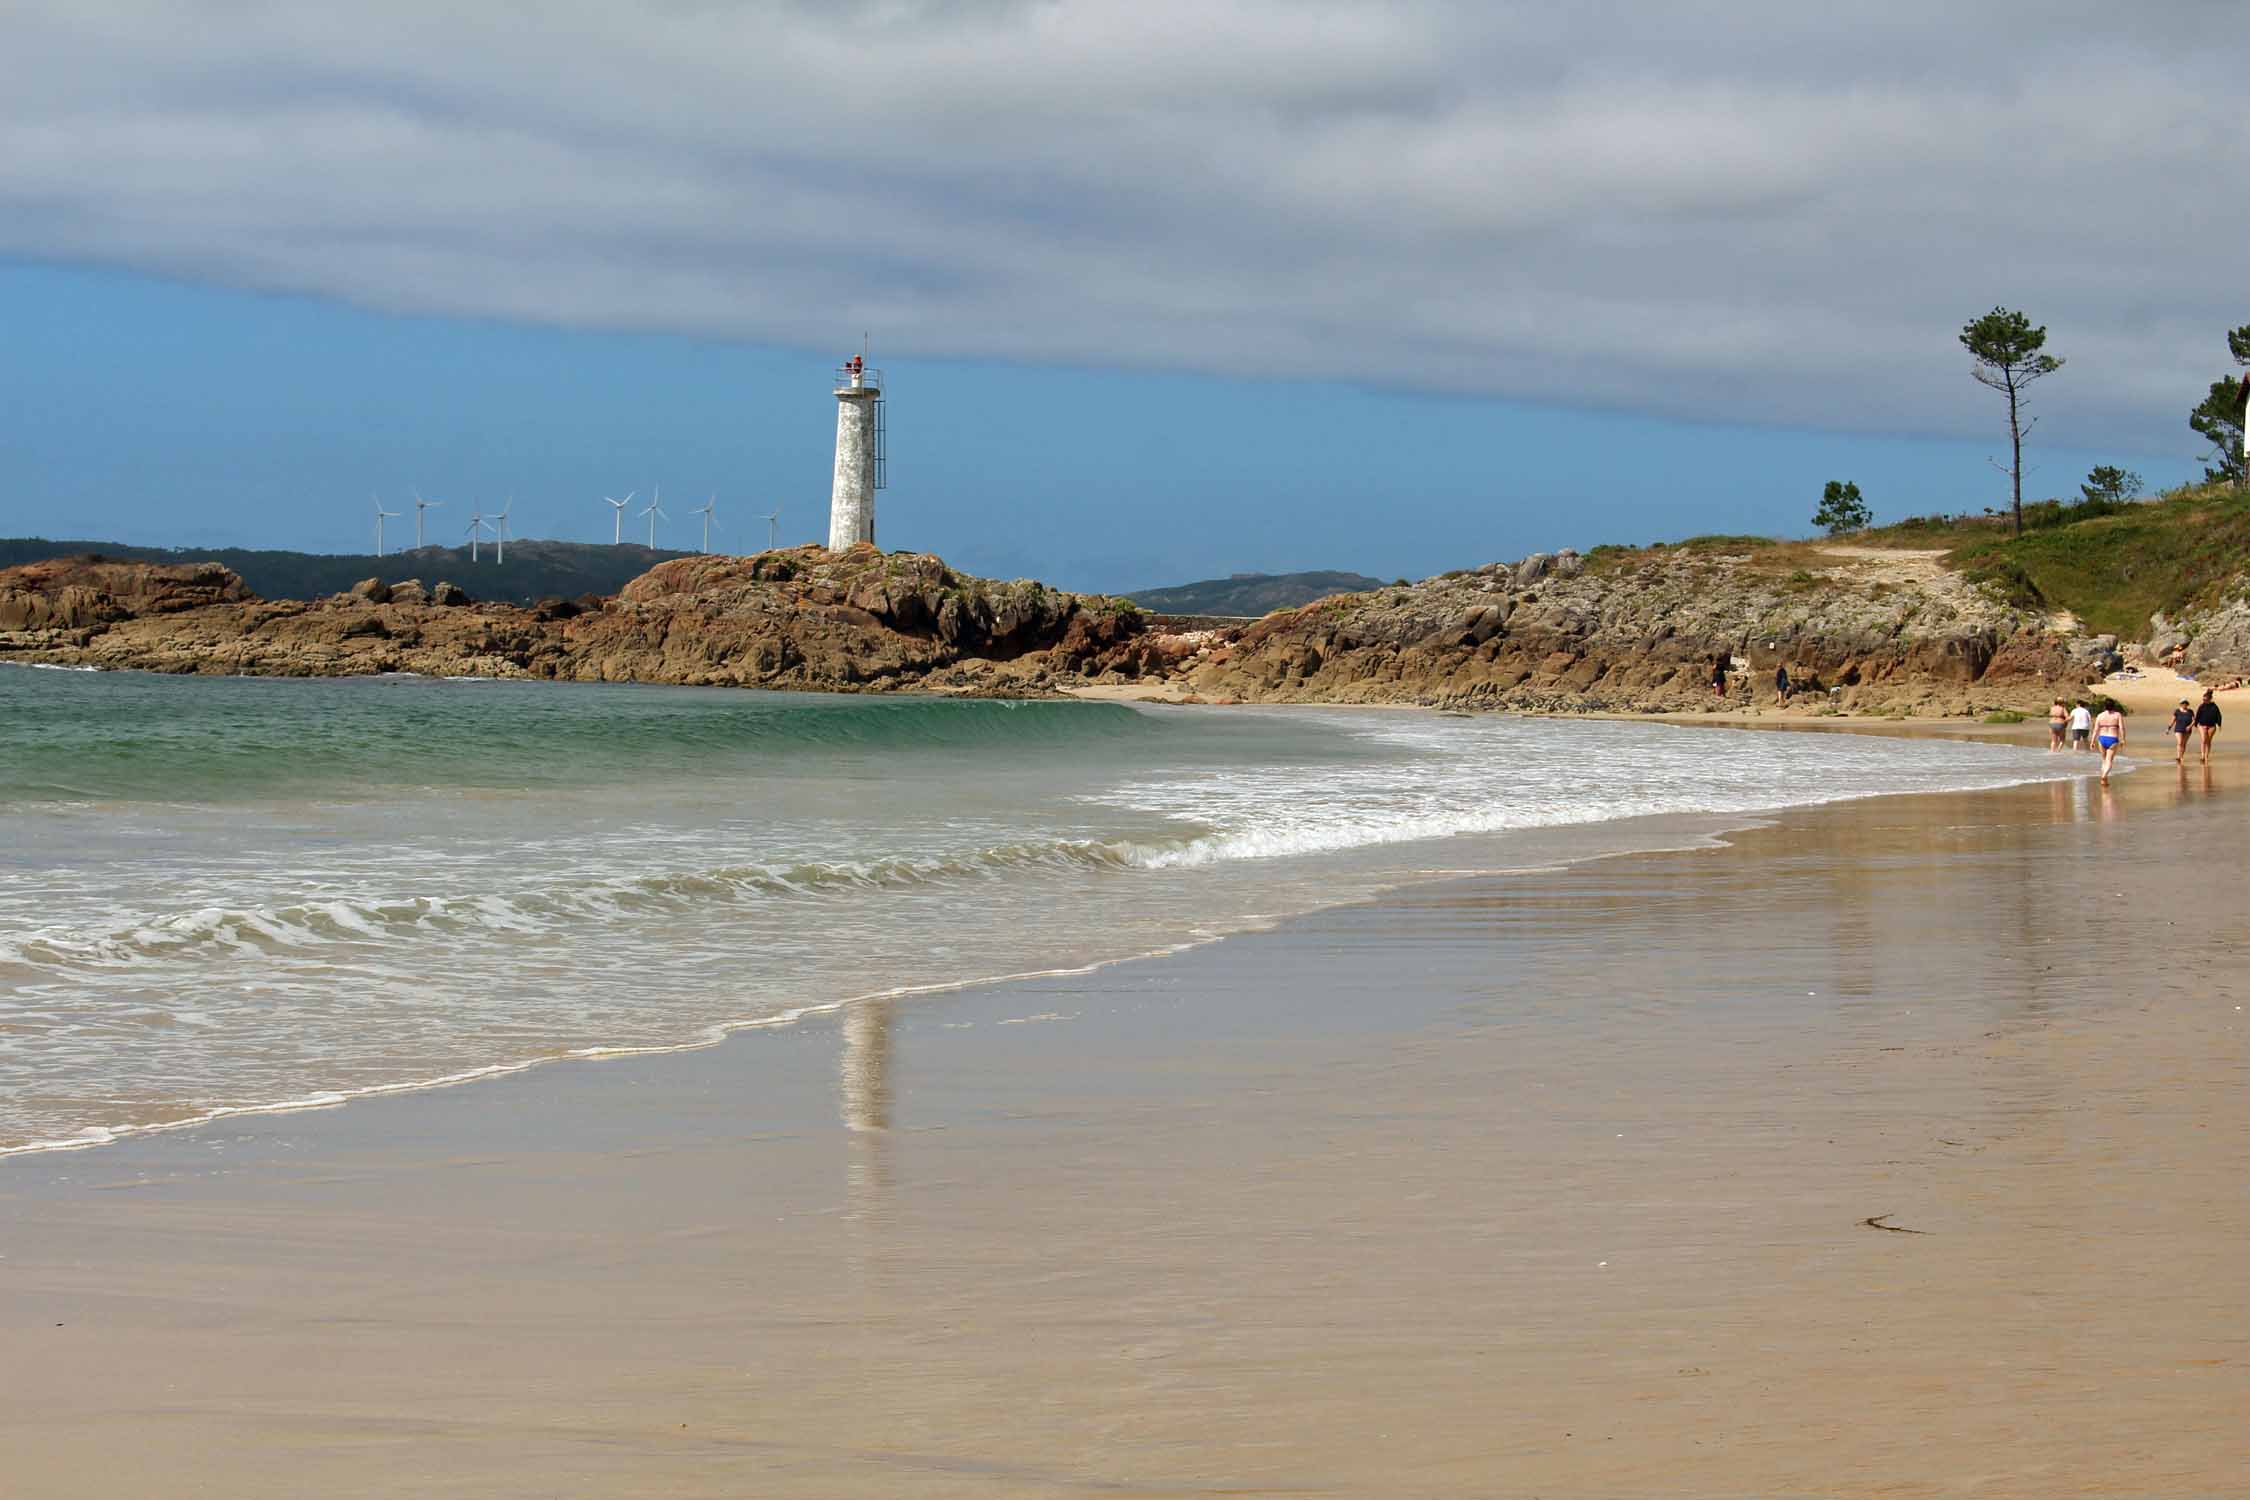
[2049,698,2068,751]
[2171,699,2195,765]
[2093,700,2125,784]
[2068,699,2093,751]
[1775,664,1791,703]
[2194,688,2222,764]
[1711,654,1728,698]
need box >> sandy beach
[5,729,2247,1497]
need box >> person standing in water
[2171,699,2196,765]
[2049,698,2068,751]
[2093,700,2126,784]
[2068,699,2093,751]
[2194,688,2223,764]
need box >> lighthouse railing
[833,365,884,392]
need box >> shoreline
[5,747,2244,1494]
[1,705,2108,1163]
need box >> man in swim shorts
[2093,701,2125,784]
[2068,700,2092,750]
[2195,688,2222,764]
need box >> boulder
[388,579,430,606]
[349,577,392,605]
[430,581,471,607]
[1456,603,1507,646]
[0,558,249,631]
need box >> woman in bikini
[2092,700,2125,784]
[2048,698,2068,751]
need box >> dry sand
[4,737,2247,1496]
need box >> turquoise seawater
[0,666,2091,1154]
[0,668,1171,803]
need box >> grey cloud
[3,1,2243,453]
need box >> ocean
[0,666,2091,1156]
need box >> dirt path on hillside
[1811,544,2083,634]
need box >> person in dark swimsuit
[2195,689,2222,764]
[2171,700,2196,765]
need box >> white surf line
[0,934,1236,1161]
[0,751,2103,1162]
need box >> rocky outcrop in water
[0,540,2100,714]
[0,547,1139,694]
[0,556,249,631]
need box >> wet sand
[5,753,2248,1496]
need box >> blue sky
[0,262,2204,594]
[2,3,2239,592]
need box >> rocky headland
[0,547,1136,694]
[0,538,2143,714]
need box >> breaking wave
[0,836,1196,972]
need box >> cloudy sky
[3,1,2243,587]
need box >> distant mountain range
[0,537,697,604]
[1123,570,1390,617]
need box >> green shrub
[2017,494,2135,531]
[1676,533,1775,551]
[1982,709,2028,724]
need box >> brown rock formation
[1089,544,2098,716]
[0,541,2102,715]
[0,556,249,632]
[0,547,1141,694]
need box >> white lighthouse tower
[826,354,886,550]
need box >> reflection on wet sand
[841,998,895,1225]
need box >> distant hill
[0,537,697,604]
[1123,570,1390,617]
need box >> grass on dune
[1578,481,2250,642]
[1939,484,2250,638]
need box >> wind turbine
[373,495,400,556]
[640,485,666,548]
[763,506,782,550]
[412,489,444,551]
[466,506,493,563]
[603,491,634,545]
[692,495,718,554]
[492,497,513,565]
